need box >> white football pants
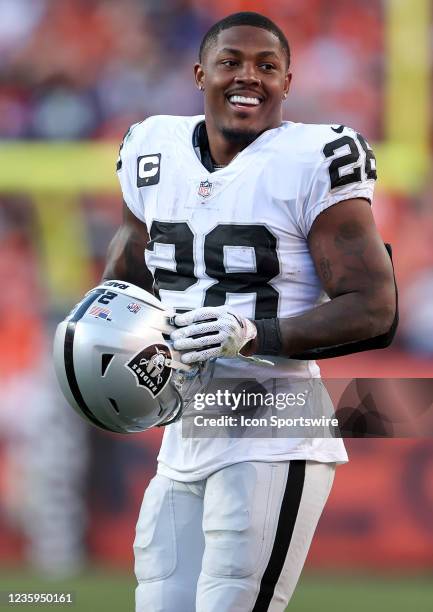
[135,460,335,612]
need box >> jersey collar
[191,119,286,176]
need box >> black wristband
[254,318,282,356]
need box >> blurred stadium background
[0,1,432,610]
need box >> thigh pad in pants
[202,462,273,579]
[134,475,176,582]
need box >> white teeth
[228,95,260,106]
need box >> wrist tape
[254,318,282,356]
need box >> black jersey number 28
[148,221,280,319]
[323,133,377,189]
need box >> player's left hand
[170,306,257,364]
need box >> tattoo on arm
[313,220,378,297]
[334,221,367,257]
[332,220,373,290]
[318,258,332,283]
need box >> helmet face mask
[53,281,208,433]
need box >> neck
[205,125,253,166]
[205,115,282,166]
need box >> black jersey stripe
[64,289,119,432]
[251,459,306,612]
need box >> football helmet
[53,281,210,433]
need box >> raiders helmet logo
[126,343,172,397]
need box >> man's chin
[220,125,262,147]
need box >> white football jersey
[117,115,377,480]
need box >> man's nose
[234,63,261,85]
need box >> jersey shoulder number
[322,127,377,190]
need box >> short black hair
[199,12,290,67]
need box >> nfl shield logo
[198,179,213,198]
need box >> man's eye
[260,63,275,71]
[221,60,238,67]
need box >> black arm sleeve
[290,243,398,360]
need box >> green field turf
[1,568,432,611]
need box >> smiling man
[104,11,396,612]
[195,21,291,161]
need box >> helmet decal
[126,344,172,398]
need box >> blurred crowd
[1,0,433,577]
[0,0,384,141]
[0,0,431,358]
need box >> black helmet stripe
[63,289,121,433]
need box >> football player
[103,12,396,612]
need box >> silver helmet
[53,280,208,433]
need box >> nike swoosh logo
[331,125,344,133]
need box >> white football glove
[170,306,257,364]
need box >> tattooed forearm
[318,257,333,283]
